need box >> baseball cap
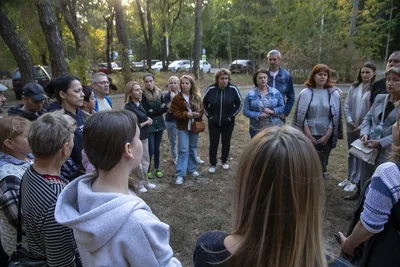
[0,83,7,92]
[22,83,47,101]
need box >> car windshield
[13,66,49,79]
[233,60,249,64]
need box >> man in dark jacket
[370,51,400,104]
[8,83,47,121]
[203,69,242,173]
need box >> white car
[181,60,211,73]
[151,62,163,72]
[168,60,189,72]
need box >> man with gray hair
[91,72,112,111]
[0,84,7,117]
[267,50,295,121]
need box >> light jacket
[243,87,285,130]
[94,95,112,112]
[54,174,181,267]
[292,87,343,148]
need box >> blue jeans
[148,131,163,171]
[176,130,199,177]
[166,121,178,160]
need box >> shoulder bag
[349,95,388,165]
[8,182,47,267]
[183,97,205,133]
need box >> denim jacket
[243,87,285,130]
[267,67,295,116]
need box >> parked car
[151,61,163,72]
[97,62,121,74]
[229,60,257,74]
[168,60,190,72]
[182,60,212,73]
[12,65,52,100]
[132,60,160,72]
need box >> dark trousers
[208,122,235,166]
[313,136,332,173]
[148,131,163,170]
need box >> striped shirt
[21,166,80,267]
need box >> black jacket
[203,83,243,127]
[7,104,47,121]
[370,78,386,104]
[125,101,149,140]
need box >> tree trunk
[114,0,130,84]
[104,11,114,73]
[35,0,68,77]
[193,0,202,80]
[0,8,35,86]
[59,0,83,55]
[349,0,359,48]
[162,23,167,71]
[146,1,153,71]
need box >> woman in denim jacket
[243,69,285,138]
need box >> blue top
[194,231,351,267]
[94,95,112,112]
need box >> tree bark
[35,0,68,77]
[0,8,35,85]
[135,0,153,71]
[349,0,359,48]
[114,0,130,84]
[193,0,202,80]
[104,11,115,72]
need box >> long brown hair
[180,75,202,112]
[228,126,327,267]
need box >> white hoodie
[55,174,182,267]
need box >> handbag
[349,95,388,165]
[8,183,47,267]
[349,139,379,165]
[191,121,205,133]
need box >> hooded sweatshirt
[55,174,182,267]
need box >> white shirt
[97,98,112,111]
[183,94,192,130]
[270,70,278,88]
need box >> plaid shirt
[0,175,21,228]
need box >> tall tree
[0,6,34,86]
[35,0,68,77]
[136,0,153,70]
[114,0,130,84]
[104,9,115,73]
[193,0,202,80]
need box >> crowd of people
[0,49,399,266]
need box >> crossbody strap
[183,96,194,123]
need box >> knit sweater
[361,162,400,233]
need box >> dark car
[12,65,52,100]
[229,60,257,74]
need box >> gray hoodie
[54,174,182,267]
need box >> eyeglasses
[96,81,109,85]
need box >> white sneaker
[138,187,148,193]
[344,183,357,192]
[145,183,156,189]
[196,157,205,164]
[222,163,230,170]
[338,179,350,187]
[176,177,184,185]
[191,171,200,177]
[208,166,216,173]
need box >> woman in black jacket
[124,81,156,192]
[203,69,243,174]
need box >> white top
[183,94,192,130]
[97,98,112,111]
[270,71,279,88]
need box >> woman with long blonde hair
[170,75,204,185]
[194,126,350,267]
